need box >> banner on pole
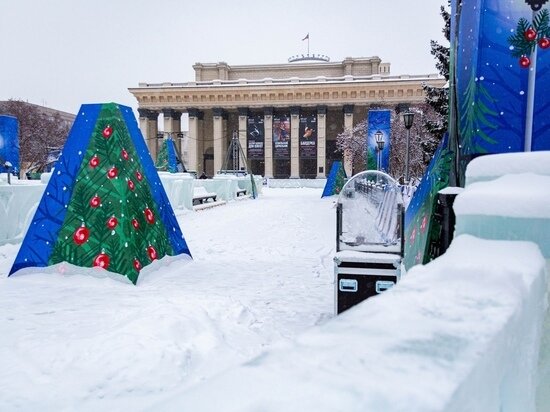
[366,110,391,172]
[0,115,20,174]
[299,114,317,159]
[273,115,290,159]
[247,115,265,159]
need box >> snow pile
[153,235,547,412]
[0,188,335,410]
[454,173,550,218]
[465,151,550,185]
[454,174,550,257]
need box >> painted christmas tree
[10,103,191,284]
[403,133,453,270]
[155,137,181,173]
[321,161,347,197]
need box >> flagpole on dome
[302,33,310,56]
[288,34,329,63]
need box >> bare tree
[335,103,441,183]
[0,100,71,172]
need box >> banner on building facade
[454,0,550,179]
[366,110,391,172]
[0,115,20,175]
[299,114,317,159]
[273,114,290,159]
[247,115,265,159]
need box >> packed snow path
[0,188,336,411]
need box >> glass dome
[337,171,404,253]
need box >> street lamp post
[403,111,415,184]
[4,161,12,185]
[374,130,385,171]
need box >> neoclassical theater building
[129,56,444,178]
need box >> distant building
[129,57,444,178]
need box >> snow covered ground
[0,188,336,411]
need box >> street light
[374,130,385,171]
[403,111,415,184]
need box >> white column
[187,109,200,172]
[317,106,327,178]
[343,105,354,177]
[264,109,273,178]
[290,108,300,178]
[138,109,159,160]
[213,108,224,174]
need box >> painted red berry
[147,245,158,261]
[133,258,142,271]
[102,125,113,138]
[131,218,140,230]
[539,37,550,49]
[121,149,129,160]
[73,225,89,245]
[107,216,118,229]
[93,253,110,269]
[89,155,100,168]
[524,28,537,42]
[128,179,135,191]
[90,195,101,208]
[136,171,143,181]
[107,166,118,179]
[519,55,531,68]
[144,208,155,224]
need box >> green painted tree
[49,104,174,284]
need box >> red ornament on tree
[93,252,110,269]
[131,218,140,230]
[73,224,90,245]
[133,258,142,271]
[102,125,113,138]
[144,208,155,224]
[524,28,537,42]
[107,166,118,179]
[147,245,158,261]
[89,155,100,168]
[135,171,143,181]
[519,55,531,68]
[128,179,135,191]
[107,216,118,229]
[121,149,129,160]
[90,195,101,208]
[539,37,550,49]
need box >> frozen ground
[0,188,336,411]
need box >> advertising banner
[299,114,317,159]
[247,115,265,159]
[454,0,550,178]
[0,115,20,174]
[273,115,290,159]
[366,110,391,172]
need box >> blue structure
[455,0,550,177]
[0,115,20,175]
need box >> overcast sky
[1,0,447,117]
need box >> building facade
[129,57,445,178]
